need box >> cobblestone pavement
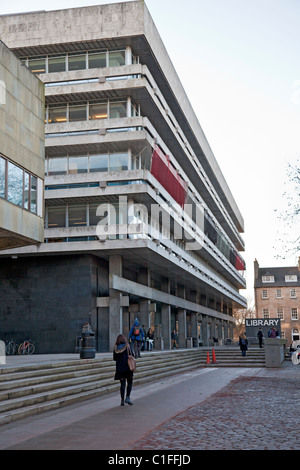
[131,375,300,450]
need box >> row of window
[0,155,39,215]
[262,275,298,283]
[21,49,134,74]
[45,99,140,124]
[262,288,298,299]
[262,308,298,321]
[45,151,130,175]
[45,202,119,229]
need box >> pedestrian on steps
[129,318,144,358]
[239,332,248,356]
[113,334,134,406]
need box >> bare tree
[275,157,300,258]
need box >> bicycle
[18,339,35,355]
[5,339,19,355]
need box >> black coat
[113,343,133,380]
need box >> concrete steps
[0,350,202,425]
[0,348,265,425]
[200,347,266,367]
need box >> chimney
[254,258,259,280]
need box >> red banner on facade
[150,146,187,208]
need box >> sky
[1,0,300,304]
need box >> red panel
[151,147,187,207]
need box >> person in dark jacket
[239,332,248,356]
[257,328,264,348]
[128,318,145,358]
[113,334,134,406]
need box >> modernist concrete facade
[254,258,300,346]
[0,40,44,250]
[0,2,246,353]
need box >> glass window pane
[89,202,105,226]
[109,101,127,119]
[89,154,108,172]
[69,155,88,174]
[7,161,23,207]
[30,176,37,214]
[48,56,66,73]
[28,57,46,74]
[68,54,86,71]
[24,172,30,210]
[48,157,67,175]
[68,204,86,227]
[109,50,125,67]
[88,51,106,69]
[109,153,128,171]
[0,157,5,198]
[69,104,86,122]
[48,206,66,228]
[89,102,108,120]
[48,106,67,124]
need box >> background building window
[0,156,6,198]
[68,204,87,227]
[276,289,282,298]
[262,289,268,299]
[291,308,298,320]
[277,308,284,320]
[68,53,86,71]
[48,56,66,73]
[290,289,297,298]
[47,206,66,228]
[263,309,269,319]
[88,51,106,69]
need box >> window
[89,154,108,172]
[48,157,67,175]
[0,156,5,198]
[109,153,128,171]
[263,309,269,318]
[30,176,37,214]
[276,289,282,298]
[47,206,66,228]
[285,275,297,282]
[68,54,86,71]
[262,289,268,299]
[109,50,126,67]
[48,106,67,123]
[48,56,66,73]
[69,155,88,174]
[68,204,86,227]
[290,289,297,298]
[89,202,106,226]
[24,172,30,210]
[69,104,87,122]
[89,102,107,120]
[28,57,46,74]
[262,275,275,283]
[88,51,106,69]
[291,308,298,320]
[7,161,23,207]
[277,308,284,320]
[109,101,127,119]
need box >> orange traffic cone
[206,351,211,364]
[212,348,216,364]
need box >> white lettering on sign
[245,319,280,327]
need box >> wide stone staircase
[0,347,265,426]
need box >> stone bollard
[264,338,287,368]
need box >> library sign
[245,318,281,339]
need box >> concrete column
[177,284,186,348]
[202,315,208,346]
[161,277,171,349]
[109,255,123,350]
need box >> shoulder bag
[127,345,136,372]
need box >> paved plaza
[0,354,299,452]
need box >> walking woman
[113,334,134,406]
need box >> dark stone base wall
[0,254,109,353]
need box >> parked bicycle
[5,339,19,355]
[18,340,35,355]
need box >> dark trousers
[120,377,133,400]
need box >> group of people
[113,319,180,406]
[239,326,281,356]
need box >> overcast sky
[1,0,300,302]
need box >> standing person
[146,328,154,351]
[113,334,134,406]
[239,332,248,356]
[257,327,264,348]
[171,329,179,349]
[141,324,147,351]
[129,318,144,358]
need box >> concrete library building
[0,1,246,353]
